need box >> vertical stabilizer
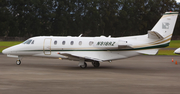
[150,12,178,39]
[143,12,178,55]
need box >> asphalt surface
[0,54,180,94]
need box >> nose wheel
[16,60,21,65]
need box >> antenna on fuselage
[78,34,83,37]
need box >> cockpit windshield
[23,39,32,44]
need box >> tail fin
[142,12,178,55]
[148,12,178,40]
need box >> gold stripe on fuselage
[132,34,172,48]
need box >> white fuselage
[2,34,168,62]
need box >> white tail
[148,12,178,39]
[141,12,178,55]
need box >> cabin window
[62,41,65,45]
[26,40,32,44]
[23,40,28,44]
[54,40,57,45]
[70,41,74,45]
[89,41,93,46]
[23,39,32,44]
[79,41,82,45]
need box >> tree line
[0,0,180,37]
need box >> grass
[0,41,22,53]
[157,49,177,55]
[0,41,22,46]
[167,40,180,48]
[0,40,180,55]
[157,40,180,55]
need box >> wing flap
[58,51,129,62]
[118,45,133,49]
[59,52,103,62]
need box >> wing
[118,45,133,49]
[59,52,103,62]
[58,51,128,62]
[136,49,159,55]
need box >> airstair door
[43,38,52,55]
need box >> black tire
[92,61,100,68]
[16,60,21,65]
[80,62,87,69]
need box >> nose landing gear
[16,59,21,65]
[16,56,22,65]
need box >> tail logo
[162,22,170,29]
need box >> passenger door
[43,38,52,55]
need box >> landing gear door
[43,38,52,55]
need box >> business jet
[174,48,180,54]
[2,12,178,69]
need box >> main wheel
[92,61,100,68]
[16,60,21,65]
[80,62,87,69]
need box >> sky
[176,0,180,3]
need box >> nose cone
[2,48,10,54]
[174,48,180,54]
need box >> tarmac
[0,54,180,94]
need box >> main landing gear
[80,62,87,69]
[78,60,100,69]
[92,61,100,68]
[78,59,87,69]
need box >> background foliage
[0,0,180,37]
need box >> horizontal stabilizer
[148,31,164,39]
[137,49,159,55]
